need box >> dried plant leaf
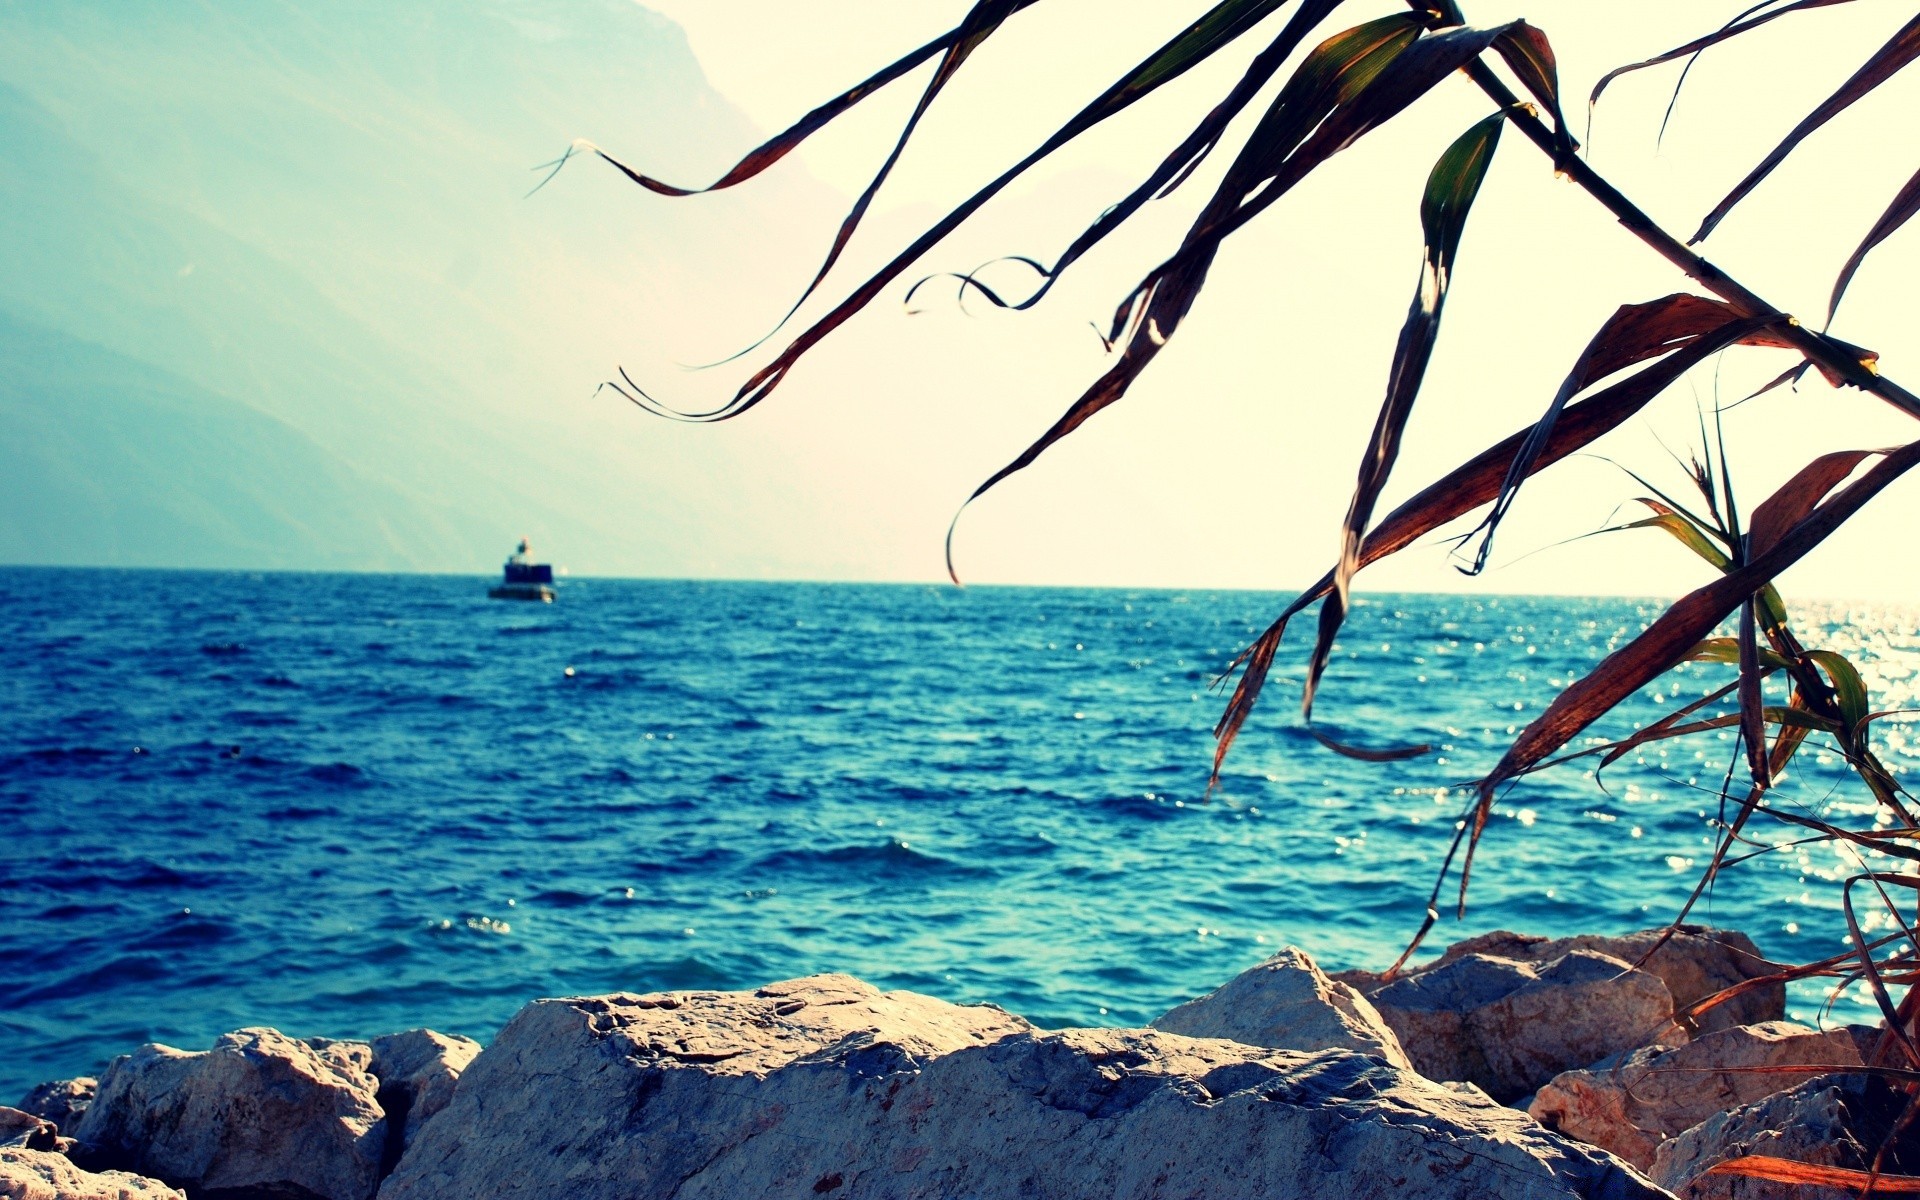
[608,0,1316,420]
[1490,22,1576,154]
[948,17,1525,579]
[1208,314,1776,783]
[906,0,1347,316]
[1455,295,1791,571]
[1476,439,1920,803]
[1693,12,1920,243]
[1830,162,1920,322]
[1705,1155,1920,1191]
[1749,449,1873,554]
[1589,0,1859,111]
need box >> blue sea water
[4,568,1917,1098]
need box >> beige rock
[1650,1072,1915,1199]
[72,1026,385,1200]
[1359,948,1683,1101]
[1349,927,1781,1035]
[13,1082,93,1134]
[378,973,1669,1200]
[0,1112,57,1154]
[0,1147,183,1200]
[1531,1021,1868,1170]
[368,1029,481,1158]
[1151,947,1412,1069]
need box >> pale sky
[6,0,1916,599]
[626,0,1920,601]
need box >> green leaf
[1685,638,1792,671]
[1620,511,1731,570]
[1303,111,1502,730]
[1420,112,1505,268]
[1755,583,1791,630]
[1805,649,1870,732]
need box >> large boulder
[366,1029,480,1165]
[1348,928,1780,1035]
[13,1082,93,1135]
[1353,948,1682,1102]
[0,1147,184,1200]
[1152,947,1412,1069]
[378,973,1669,1200]
[1650,1072,1918,1199]
[72,1027,386,1200]
[1530,1021,1869,1170]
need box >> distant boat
[489,538,556,602]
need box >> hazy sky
[5,1,1916,599]
[622,0,1920,600]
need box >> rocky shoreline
[3,925,1897,1199]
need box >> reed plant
[564,2,1920,1187]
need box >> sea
[4,568,1916,1098]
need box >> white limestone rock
[1356,948,1683,1102]
[1530,1021,1868,1170]
[72,1026,385,1200]
[1152,946,1412,1069]
[378,973,1669,1200]
[0,1147,184,1200]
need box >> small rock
[0,1111,57,1153]
[13,1082,94,1134]
[1530,1021,1868,1170]
[379,973,1668,1200]
[0,1146,184,1200]
[72,1027,385,1200]
[1151,947,1411,1070]
[368,1029,481,1165]
[1651,1072,1919,1199]
[1360,948,1682,1101]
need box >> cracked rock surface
[377,973,1667,1200]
